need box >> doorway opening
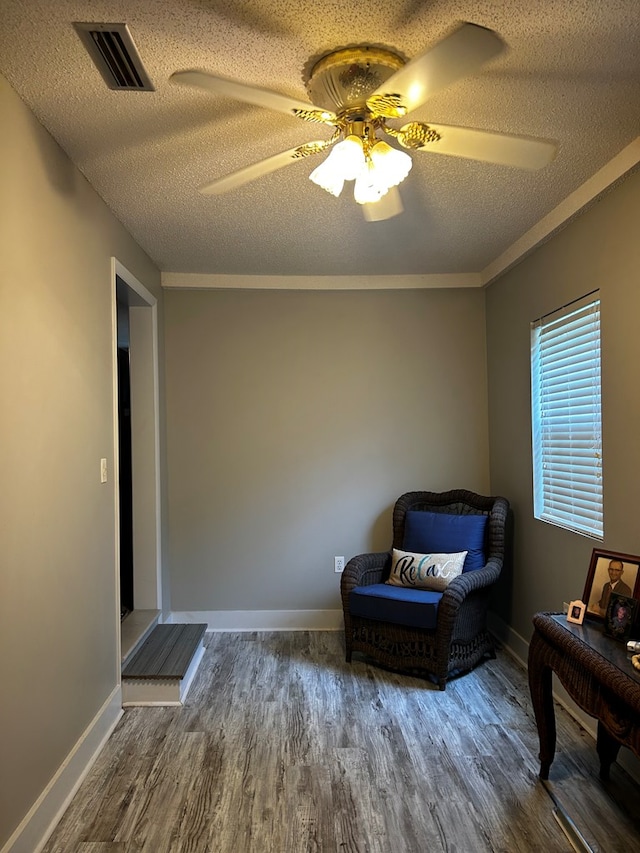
[112,260,162,636]
[116,290,134,618]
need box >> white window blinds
[531,294,603,539]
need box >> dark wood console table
[528,612,640,780]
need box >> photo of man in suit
[596,559,632,615]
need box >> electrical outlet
[334,556,345,573]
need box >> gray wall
[0,74,164,847]
[164,287,491,612]
[5,48,637,849]
[486,167,640,642]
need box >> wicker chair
[340,489,510,690]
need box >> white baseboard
[167,609,344,632]
[489,612,640,785]
[2,686,123,853]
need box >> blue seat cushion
[350,583,442,630]
[403,510,488,572]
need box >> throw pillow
[403,510,487,571]
[386,548,467,591]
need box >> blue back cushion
[403,510,488,572]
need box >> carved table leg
[596,721,621,781]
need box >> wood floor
[43,631,640,852]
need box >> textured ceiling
[1,0,639,281]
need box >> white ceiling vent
[73,22,154,91]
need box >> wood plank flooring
[43,632,640,852]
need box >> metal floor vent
[73,22,154,91]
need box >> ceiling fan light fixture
[176,23,554,216]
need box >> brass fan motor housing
[305,45,406,115]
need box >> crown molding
[161,272,482,290]
[480,136,640,286]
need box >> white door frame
[111,258,162,637]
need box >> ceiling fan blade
[368,22,504,117]
[424,123,557,169]
[362,187,404,221]
[199,142,330,196]
[170,70,336,124]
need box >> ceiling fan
[170,22,557,220]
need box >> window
[531,293,602,538]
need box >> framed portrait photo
[582,549,640,621]
[603,594,638,642]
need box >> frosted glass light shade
[369,141,412,189]
[353,161,386,205]
[309,135,365,196]
[333,135,366,180]
[353,142,413,205]
[308,159,345,196]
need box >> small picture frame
[603,594,638,642]
[566,600,586,625]
[582,549,640,621]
